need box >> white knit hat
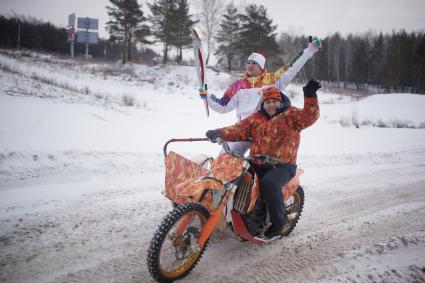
[247,52,266,69]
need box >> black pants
[253,164,296,229]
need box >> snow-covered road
[1,147,424,283]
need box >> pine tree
[215,2,240,71]
[106,0,150,63]
[351,37,371,88]
[149,0,177,63]
[382,31,402,91]
[399,31,417,91]
[238,4,279,69]
[415,33,425,93]
[173,0,197,63]
[370,32,385,85]
[150,0,196,64]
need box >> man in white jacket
[200,38,322,154]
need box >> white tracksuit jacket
[207,42,319,121]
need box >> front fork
[171,184,235,251]
[176,161,252,250]
[197,185,236,248]
[197,160,252,248]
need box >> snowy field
[1,49,425,283]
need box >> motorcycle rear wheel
[281,185,304,236]
[147,202,209,282]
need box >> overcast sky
[1,0,425,39]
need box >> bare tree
[343,35,353,87]
[195,0,224,65]
[330,33,343,84]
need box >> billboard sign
[76,31,98,44]
[68,13,75,27]
[77,17,98,30]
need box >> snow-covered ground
[1,49,425,283]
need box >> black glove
[206,130,221,142]
[303,79,321,98]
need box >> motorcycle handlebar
[215,137,241,158]
[163,137,283,165]
[163,138,209,157]
[215,137,283,165]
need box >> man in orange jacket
[206,79,321,242]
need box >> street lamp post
[11,10,21,50]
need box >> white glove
[304,39,322,58]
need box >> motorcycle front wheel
[147,202,210,282]
[281,185,304,236]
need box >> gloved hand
[206,130,221,142]
[303,79,321,98]
[199,86,207,99]
[305,38,322,57]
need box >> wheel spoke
[159,211,206,276]
[147,203,210,282]
[281,187,304,236]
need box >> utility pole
[85,17,89,59]
[68,26,75,58]
[68,13,76,58]
[11,10,21,49]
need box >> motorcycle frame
[162,138,302,247]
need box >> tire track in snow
[0,173,169,283]
[1,156,425,282]
[186,177,425,283]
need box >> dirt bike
[147,137,305,282]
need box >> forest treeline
[1,0,424,94]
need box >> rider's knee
[260,178,280,196]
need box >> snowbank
[1,50,424,283]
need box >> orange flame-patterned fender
[247,175,260,213]
[164,151,208,200]
[173,177,224,211]
[211,153,243,181]
[247,169,303,212]
[283,169,303,201]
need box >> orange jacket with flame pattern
[218,96,320,165]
